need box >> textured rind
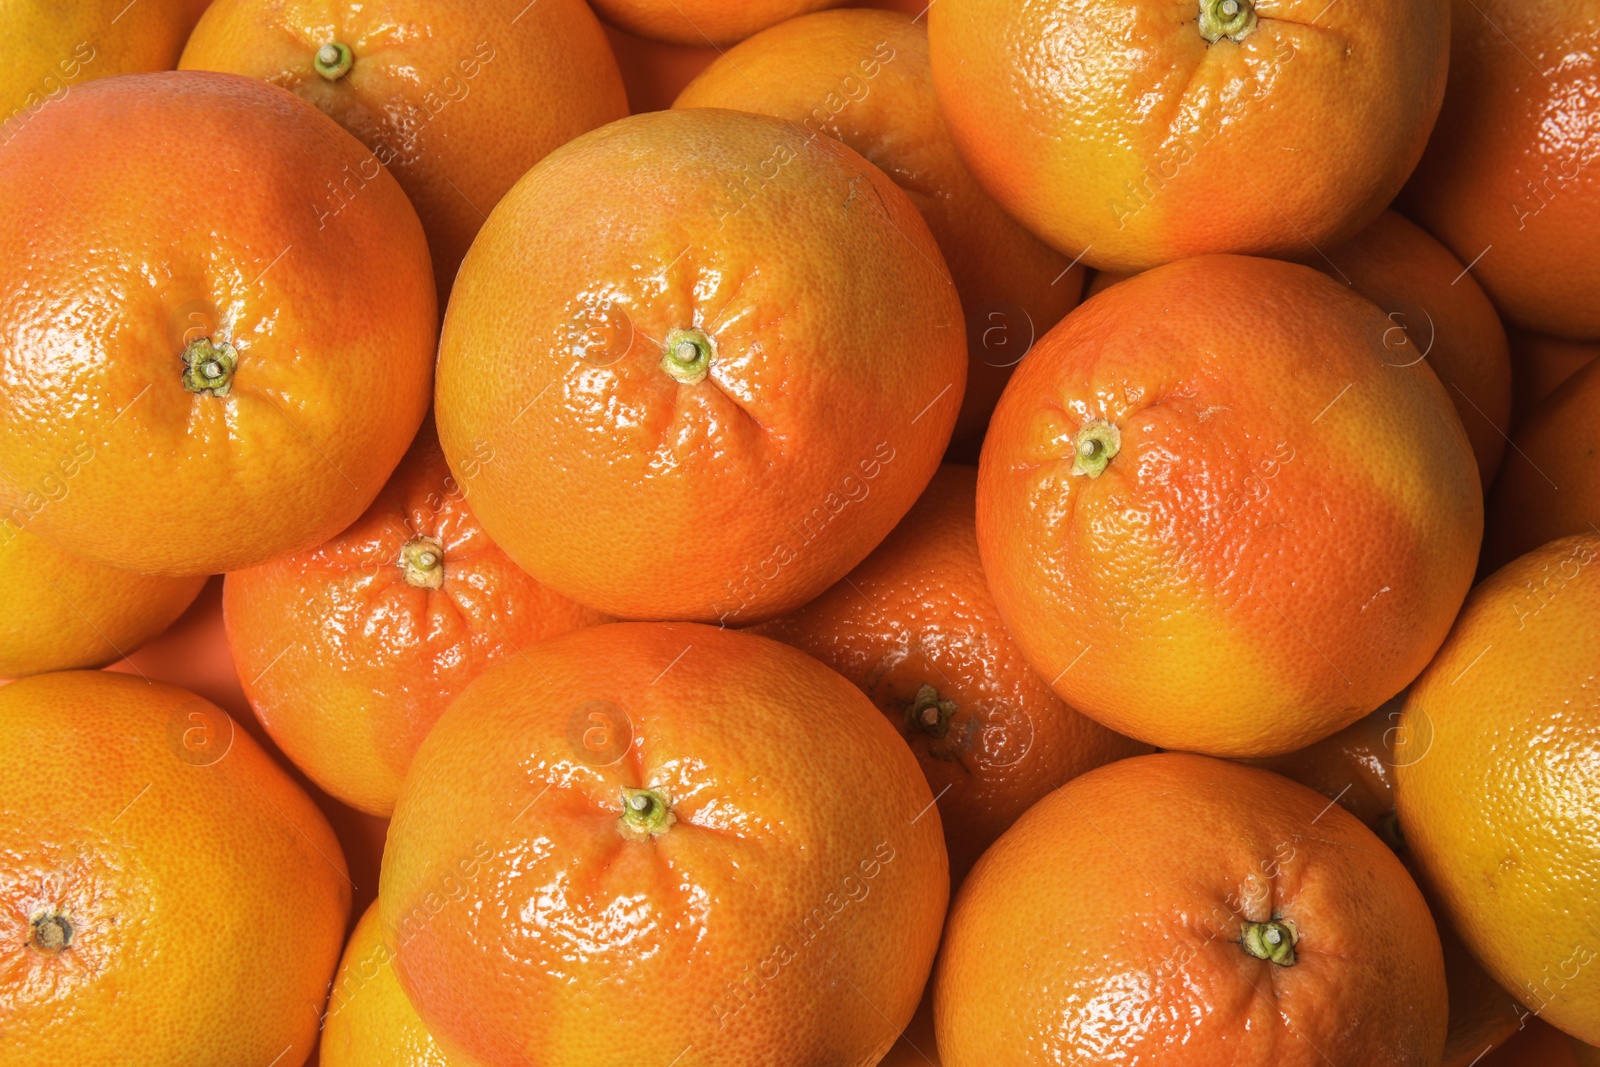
[589,0,846,47]
[675,9,1079,447]
[754,464,1148,883]
[321,902,452,1067]
[0,671,351,1067]
[0,71,437,575]
[1485,359,1600,570]
[0,0,201,120]
[435,108,965,623]
[936,753,1448,1066]
[976,254,1482,757]
[223,428,604,817]
[1397,534,1600,1045]
[381,621,948,1067]
[1307,211,1511,490]
[1403,0,1600,339]
[0,529,204,677]
[929,0,1450,271]
[180,0,628,300]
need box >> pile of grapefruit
[2,1,1597,1065]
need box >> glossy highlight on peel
[935,753,1448,1066]
[674,8,1083,448]
[754,464,1148,884]
[0,71,437,576]
[976,255,1482,757]
[180,0,628,302]
[927,0,1449,272]
[223,426,607,817]
[1402,0,1600,340]
[434,107,965,623]
[380,621,947,1067]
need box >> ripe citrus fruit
[1484,360,1600,571]
[1480,1022,1583,1067]
[589,0,844,46]
[381,622,948,1066]
[435,107,965,623]
[0,0,203,133]
[927,0,1449,272]
[181,0,628,300]
[1509,329,1599,426]
[1402,0,1600,340]
[1081,211,1515,488]
[1246,701,1403,839]
[0,527,204,678]
[1307,210,1512,488]
[1082,268,1131,300]
[322,901,447,1067]
[223,426,606,818]
[1396,533,1600,1045]
[1248,703,1526,1067]
[1438,945,1531,1065]
[935,753,1448,1065]
[977,255,1482,758]
[879,992,939,1067]
[0,671,351,1067]
[0,71,436,576]
[83,576,399,935]
[674,9,1083,449]
[754,465,1146,882]
[604,23,717,113]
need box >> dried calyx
[181,337,237,398]
[1199,0,1258,43]
[905,684,959,739]
[401,537,445,589]
[29,911,73,956]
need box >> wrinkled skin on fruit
[381,622,949,1067]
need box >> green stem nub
[1199,0,1257,43]
[181,337,237,398]
[315,41,354,80]
[618,787,676,841]
[1241,919,1299,966]
[906,684,958,739]
[660,328,713,385]
[29,912,73,955]
[1071,419,1121,478]
[400,537,444,589]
